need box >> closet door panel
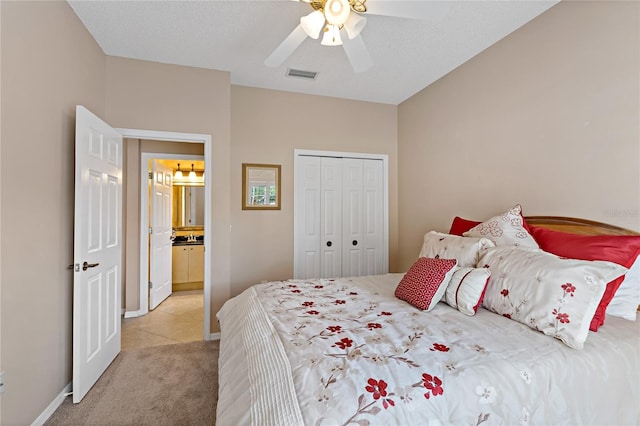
[342,158,364,277]
[320,158,343,278]
[295,156,321,279]
[363,159,384,275]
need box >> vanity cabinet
[172,245,204,286]
[187,245,204,282]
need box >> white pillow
[418,231,495,268]
[463,204,539,248]
[606,255,640,320]
[480,246,627,349]
[445,267,491,316]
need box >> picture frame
[242,163,281,210]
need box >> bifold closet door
[295,156,343,279]
[295,155,384,279]
[342,158,384,277]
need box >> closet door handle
[352,240,358,246]
[326,241,332,247]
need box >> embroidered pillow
[444,267,491,316]
[418,231,495,268]
[395,257,458,311]
[479,246,628,349]
[463,205,539,248]
[529,225,640,329]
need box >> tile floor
[122,289,204,351]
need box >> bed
[216,210,640,425]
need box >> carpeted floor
[45,340,219,425]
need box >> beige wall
[397,0,640,271]
[0,1,106,423]
[123,139,204,311]
[230,86,399,295]
[104,57,232,334]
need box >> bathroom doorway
[118,128,214,342]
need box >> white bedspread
[216,274,640,426]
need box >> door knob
[352,240,358,246]
[326,241,332,247]
[82,261,100,271]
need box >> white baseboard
[31,382,71,426]
[208,332,220,341]
[123,309,144,318]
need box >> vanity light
[189,164,197,180]
[174,163,184,179]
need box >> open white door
[149,160,173,310]
[72,106,123,403]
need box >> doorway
[118,129,213,341]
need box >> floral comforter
[216,274,639,426]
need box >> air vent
[286,68,318,80]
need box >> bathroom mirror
[173,185,205,228]
[242,163,281,210]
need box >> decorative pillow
[529,225,640,329]
[418,231,495,268]
[449,217,482,236]
[444,267,491,316]
[463,205,539,248]
[479,246,628,349]
[606,254,640,321]
[395,257,458,311]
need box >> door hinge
[148,281,153,289]
[148,172,153,180]
[148,226,153,234]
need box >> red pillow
[449,217,481,236]
[529,225,640,331]
[395,257,458,311]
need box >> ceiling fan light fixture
[300,10,325,39]
[321,24,342,46]
[324,0,350,26]
[343,12,366,39]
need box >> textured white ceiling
[68,0,558,105]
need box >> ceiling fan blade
[264,24,308,67]
[341,33,373,73]
[364,1,450,21]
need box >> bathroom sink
[172,240,203,246]
[172,235,204,246]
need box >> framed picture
[242,163,281,210]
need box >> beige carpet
[45,340,219,425]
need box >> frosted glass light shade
[300,10,325,39]
[344,13,366,39]
[321,24,342,46]
[324,0,350,26]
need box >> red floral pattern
[421,373,444,399]
[335,337,353,349]
[251,277,469,424]
[430,343,450,352]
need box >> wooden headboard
[525,216,640,237]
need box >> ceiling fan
[264,0,451,73]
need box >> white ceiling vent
[286,68,318,80]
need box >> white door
[73,106,122,403]
[149,161,173,310]
[294,154,387,279]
